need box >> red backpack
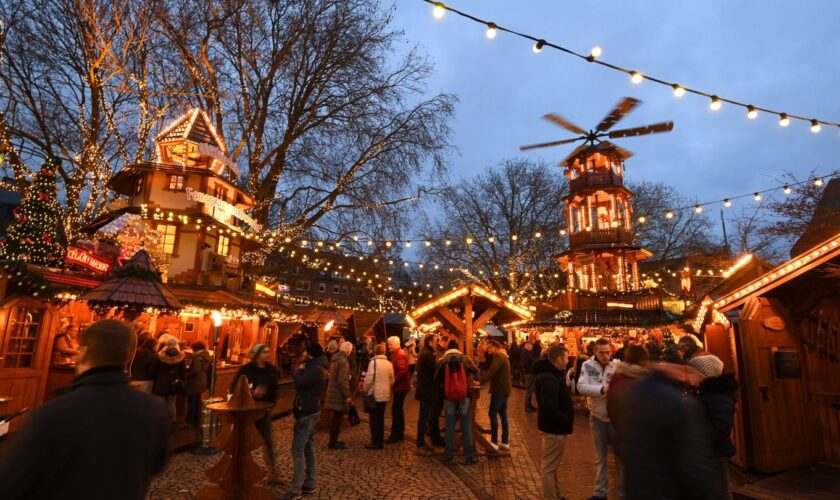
[444,358,468,401]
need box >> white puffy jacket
[364,355,395,403]
[577,357,618,421]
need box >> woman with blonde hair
[363,343,394,449]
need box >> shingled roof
[80,250,184,310]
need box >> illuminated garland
[424,1,840,132]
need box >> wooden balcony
[569,227,633,247]
[569,171,623,192]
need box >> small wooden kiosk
[695,231,840,472]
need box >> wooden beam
[472,306,499,332]
[434,307,465,335]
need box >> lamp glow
[709,96,722,111]
[432,3,445,19]
[486,23,497,39]
[753,192,762,201]
[810,120,821,133]
[630,71,643,84]
[747,105,758,119]
[590,46,602,58]
[778,113,790,127]
[665,211,674,219]
[211,311,222,327]
[723,199,732,207]
[694,204,703,213]
[672,84,685,97]
[814,177,824,187]
[783,185,791,194]
[533,39,545,53]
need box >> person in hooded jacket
[364,343,395,449]
[324,341,353,449]
[689,354,737,500]
[280,342,329,500]
[480,340,512,452]
[534,344,575,500]
[185,341,211,427]
[151,337,186,421]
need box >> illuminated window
[216,234,230,256]
[157,224,177,254]
[168,175,185,191]
[213,185,228,201]
[2,306,44,368]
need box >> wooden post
[464,294,473,358]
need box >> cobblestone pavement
[148,386,618,500]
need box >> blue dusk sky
[391,0,840,209]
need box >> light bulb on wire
[432,3,445,19]
[814,177,824,187]
[665,211,674,219]
[672,84,685,97]
[723,199,732,207]
[694,204,703,213]
[747,105,758,120]
[485,23,497,39]
[533,39,545,53]
[753,192,762,201]
[810,120,821,133]
[779,113,790,127]
[783,185,792,194]
[590,46,602,59]
[630,71,643,84]
[709,96,722,111]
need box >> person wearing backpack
[433,340,479,465]
[363,343,394,449]
[151,337,186,422]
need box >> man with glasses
[578,338,620,500]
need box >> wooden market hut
[352,311,386,343]
[695,231,840,473]
[407,284,533,357]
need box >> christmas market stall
[694,231,840,473]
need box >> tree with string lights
[0,158,66,266]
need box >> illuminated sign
[606,302,634,309]
[185,187,261,231]
[255,281,276,298]
[65,246,111,274]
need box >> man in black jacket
[280,342,329,500]
[0,320,170,500]
[231,344,279,480]
[534,344,574,500]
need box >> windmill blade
[560,144,591,166]
[595,97,641,132]
[542,113,587,135]
[519,137,584,152]
[608,121,674,139]
[599,140,634,160]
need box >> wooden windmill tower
[520,97,673,292]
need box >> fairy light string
[422,0,839,132]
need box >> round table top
[206,401,272,413]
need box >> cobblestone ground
[148,386,618,500]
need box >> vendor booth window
[1,306,44,368]
[217,234,230,256]
[168,175,185,191]
[157,224,177,254]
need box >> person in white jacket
[577,338,620,500]
[363,344,394,449]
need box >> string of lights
[268,169,836,248]
[423,1,840,132]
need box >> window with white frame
[156,224,177,254]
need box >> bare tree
[421,159,568,298]
[156,0,454,241]
[629,180,714,261]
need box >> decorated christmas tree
[0,158,65,266]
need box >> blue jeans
[443,398,474,459]
[289,412,320,495]
[488,392,509,444]
[591,416,623,499]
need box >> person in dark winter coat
[520,342,537,412]
[281,343,329,500]
[534,344,575,500]
[185,341,211,427]
[131,337,157,393]
[230,344,279,480]
[324,342,352,449]
[0,320,170,500]
[151,337,186,421]
[414,333,443,453]
[612,369,716,500]
[480,340,512,451]
[690,355,737,500]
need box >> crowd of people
[0,317,738,500]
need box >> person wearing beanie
[151,337,186,421]
[692,354,738,500]
[0,320,170,500]
[281,342,329,500]
[231,343,280,481]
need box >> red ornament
[38,192,50,200]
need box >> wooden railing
[569,171,623,191]
[569,228,634,247]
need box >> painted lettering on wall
[185,187,261,231]
[65,246,111,274]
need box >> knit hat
[306,342,324,358]
[689,354,724,378]
[250,344,266,361]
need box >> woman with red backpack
[433,340,480,465]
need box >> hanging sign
[185,187,261,231]
[65,246,111,274]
